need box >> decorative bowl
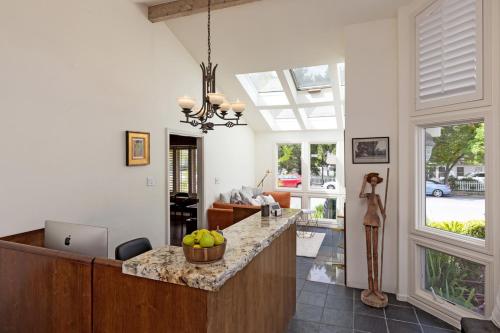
[182,239,226,264]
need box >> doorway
[167,131,203,246]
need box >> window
[309,197,337,221]
[422,247,485,315]
[416,0,483,109]
[298,106,337,130]
[290,65,331,91]
[423,121,485,239]
[169,147,197,194]
[236,71,289,106]
[276,144,302,189]
[248,71,283,93]
[291,196,302,209]
[456,166,465,177]
[260,109,301,131]
[309,144,336,190]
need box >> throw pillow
[242,185,263,197]
[219,191,231,203]
[249,198,261,206]
[239,188,254,205]
[257,194,276,205]
[230,189,242,204]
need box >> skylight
[290,65,332,91]
[260,109,301,131]
[299,106,337,130]
[236,71,289,106]
[248,71,283,93]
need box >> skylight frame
[289,65,333,92]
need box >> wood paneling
[92,258,208,333]
[206,224,296,333]
[0,240,93,333]
[148,0,260,22]
[0,228,44,246]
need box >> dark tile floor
[290,227,460,333]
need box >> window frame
[169,146,198,195]
[409,237,493,320]
[289,66,332,92]
[412,113,491,254]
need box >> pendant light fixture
[177,0,246,134]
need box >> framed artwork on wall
[126,131,150,166]
[352,137,389,164]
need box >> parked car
[322,181,337,190]
[468,172,485,183]
[277,175,302,188]
[426,180,452,197]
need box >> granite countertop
[122,208,301,291]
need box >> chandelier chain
[207,0,211,66]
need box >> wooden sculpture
[359,171,389,308]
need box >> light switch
[146,177,155,187]
[215,177,220,185]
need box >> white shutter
[416,0,483,109]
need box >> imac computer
[44,220,108,257]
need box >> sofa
[207,191,291,230]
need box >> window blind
[417,0,481,106]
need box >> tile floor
[290,227,460,333]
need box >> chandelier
[177,0,246,134]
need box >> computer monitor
[44,220,108,257]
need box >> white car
[322,181,337,190]
[467,172,485,183]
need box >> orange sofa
[207,192,291,230]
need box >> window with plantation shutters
[416,0,483,110]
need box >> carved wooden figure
[359,172,388,308]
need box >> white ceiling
[156,0,413,131]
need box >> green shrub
[428,220,485,239]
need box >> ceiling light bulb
[207,93,224,106]
[231,99,246,113]
[177,96,195,110]
[220,102,231,112]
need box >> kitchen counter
[122,208,300,291]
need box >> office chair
[115,237,152,261]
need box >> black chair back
[115,238,152,261]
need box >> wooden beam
[148,0,260,23]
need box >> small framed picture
[352,137,390,164]
[126,131,150,166]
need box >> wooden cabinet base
[93,224,296,333]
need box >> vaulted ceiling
[137,0,413,131]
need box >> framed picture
[126,131,150,166]
[352,137,390,164]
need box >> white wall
[344,19,399,293]
[254,130,344,193]
[0,0,254,256]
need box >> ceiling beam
[148,0,260,23]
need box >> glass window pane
[261,109,301,131]
[290,65,331,91]
[423,247,485,315]
[277,144,302,189]
[248,71,283,93]
[310,144,337,190]
[291,196,302,209]
[424,121,485,239]
[309,198,337,221]
[299,106,337,130]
